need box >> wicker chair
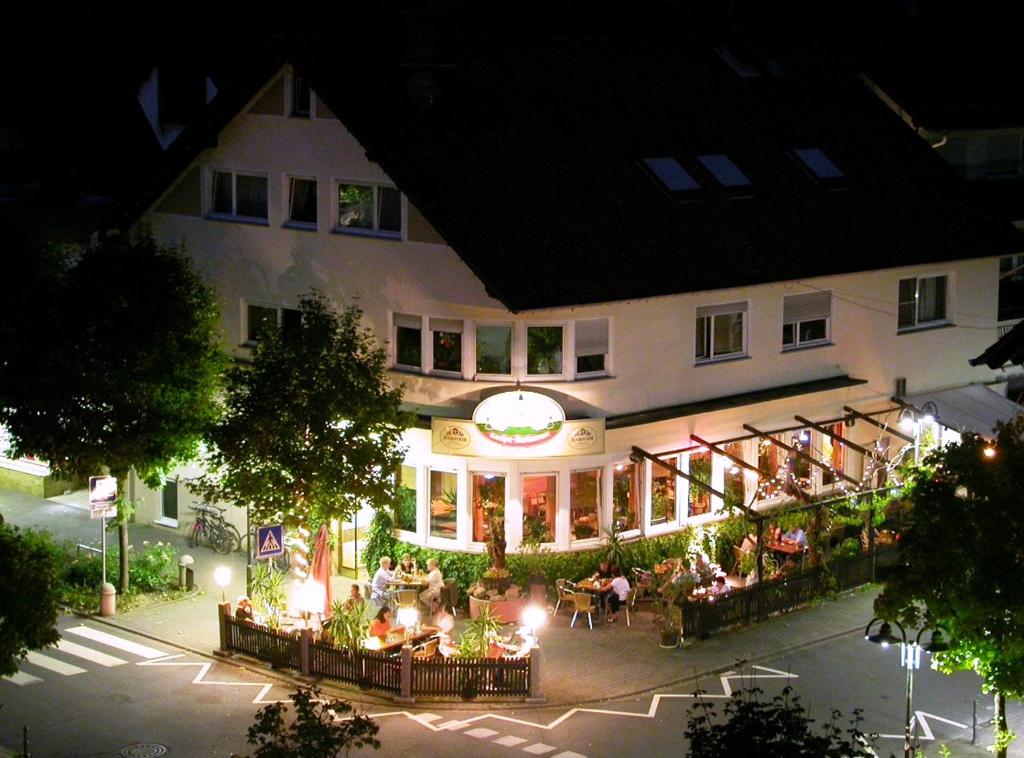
[624,588,637,626]
[630,568,653,606]
[395,589,418,609]
[570,592,596,630]
[413,637,439,659]
[553,579,576,615]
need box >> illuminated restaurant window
[429,318,463,374]
[393,314,422,370]
[428,469,457,540]
[476,323,512,375]
[395,465,418,532]
[612,462,641,532]
[787,431,812,491]
[757,438,784,499]
[687,450,712,517]
[526,326,563,375]
[574,319,609,375]
[472,473,505,543]
[570,468,601,541]
[651,457,677,524]
[522,473,556,543]
[821,424,845,486]
[722,442,746,509]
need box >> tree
[0,525,62,677]
[874,418,1024,758]
[0,229,223,592]
[244,686,379,757]
[192,293,411,548]
[683,685,874,757]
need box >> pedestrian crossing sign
[256,524,285,559]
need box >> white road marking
[65,626,165,659]
[878,711,969,741]
[494,736,528,746]
[436,720,470,730]
[522,744,557,755]
[24,651,86,676]
[465,727,499,738]
[56,639,128,667]
[552,752,588,758]
[3,671,43,686]
[416,713,442,723]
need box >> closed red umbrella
[311,524,332,618]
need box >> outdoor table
[766,541,806,556]
[576,578,612,616]
[387,575,428,589]
[362,624,440,653]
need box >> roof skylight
[792,148,844,179]
[642,157,700,193]
[697,154,751,187]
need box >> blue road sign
[256,524,285,559]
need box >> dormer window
[792,148,844,184]
[641,157,700,195]
[697,154,752,188]
[292,72,311,118]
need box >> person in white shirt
[710,573,730,597]
[419,558,444,611]
[606,567,631,623]
[783,526,808,548]
[371,556,393,607]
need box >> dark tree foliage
[192,292,411,530]
[0,229,223,592]
[876,418,1024,757]
[244,686,379,757]
[683,685,874,758]
[0,526,62,677]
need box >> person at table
[594,560,612,581]
[343,584,364,612]
[419,558,444,610]
[606,567,631,623]
[371,556,394,606]
[766,522,782,543]
[710,573,730,597]
[782,524,808,548]
[370,606,402,637]
[235,595,255,623]
[397,553,417,576]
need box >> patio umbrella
[311,523,332,618]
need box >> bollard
[527,647,546,703]
[100,583,116,617]
[395,644,415,704]
[179,555,195,590]
[216,601,231,656]
[299,628,312,676]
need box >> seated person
[607,567,630,623]
[235,595,255,623]
[397,553,417,576]
[694,553,715,586]
[370,606,402,637]
[593,560,613,581]
[343,584,364,612]
[371,556,394,606]
[782,525,808,548]
[419,558,444,610]
[710,573,730,596]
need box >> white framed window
[574,319,609,376]
[695,302,747,363]
[291,70,311,118]
[286,176,317,228]
[393,314,423,371]
[522,472,557,544]
[569,468,602,542]
[243,301,301,344]
[782,291,831,349]
[429,317,463,375]
[428,468,458,541]
[475,323,513,377]
[336,182,402,237]
[210,169,268,221]
[898,275,948,331]
[525,324,565,377]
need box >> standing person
[419,558,444,611]
[606,567,630,623]
[371,556,394,606]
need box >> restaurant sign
[432,391,604,458]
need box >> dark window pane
[281,307,302,337]
[433,330,462,372]
[476,324,511,374]
[799,319,827,343]
[212,171,233,214]
[576,353,605,373]
[338,184,373,229]
[378,186,401,233]
[527,326,563,374]
[696,317,709,359]
[288,178,317,224]
[235,175,268,218]
[898,302,916,328]
[247,305,277,342]
[292,74,311,117]
[396,326,421,368]
[161,478,178,520]
[713,312,743,355]
[782,322,795,345]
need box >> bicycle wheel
[211,524,234,555]
[187,521,200,549]
[223,523,242,555]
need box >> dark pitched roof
[122,15,1023,312]
[970,321,1024,369]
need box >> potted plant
[479,477,511,594]
[323,599,370,649]
[250,562,286,630]
[659,584,685,649]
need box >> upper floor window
[575,319,609,375]
[696,302,747,362]
[291,72,311,118]
[476,324,512,376]
[898,275,948,331]
[526,325,564,376]
[999,254,1024,322]
[245,302,301,344]
[393,314,422,370]
[287,177,317,228]
[211,170,268,221]
[430,318,463,374]
[782,291,831,349]
[337,183,401,237]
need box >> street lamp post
[865,617,949,758]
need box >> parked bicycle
[187,504,241,555]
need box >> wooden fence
[412,655,531,698]
[225,618,301,669]
[310,641,402,694]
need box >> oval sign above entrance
[472,390,566,447]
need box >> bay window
[522,473,556,543]
[612,463,641,532]
[428,470,457,540]
[472,473,505,543]
[476,324,512,375]
[570,468,601,541]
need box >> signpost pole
[101,516,107,586]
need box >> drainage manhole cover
[119,745,167,758]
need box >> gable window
[695,302,747,362]
[697,154,751,187]
[291,72,311,118]
[287,177,317,227]
[429,318,462,374]
[575,318,609,375]
[393,314,422,370]
[898,275,948,331]
[211,170,268,221]
[782,291,831,349]
[245,303,301,344]
[641,157,700,196]
[476,324,512,375]
[337,183,401,237]
[526,325,564,376]
[998,254,1024,322]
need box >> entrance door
[160,478,179,526]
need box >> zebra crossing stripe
[3,671,43,686]
[65,626,165,659]
[25,651,86,676]
[465,727,499,739]
[56,639,128,667]
[494,736,528,747]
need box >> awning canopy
[902,384,1021,439]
